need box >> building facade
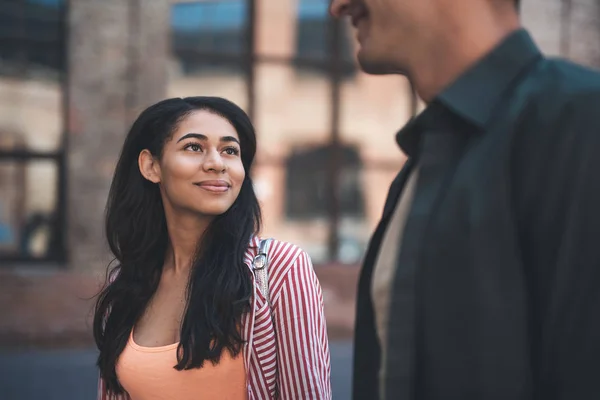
[1,0,599,346]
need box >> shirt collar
[437,29,542,127]
[397,29,543,156]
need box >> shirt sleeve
[272,250,332,399]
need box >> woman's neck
[163,209,212,275]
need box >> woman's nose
[202,150,226,172]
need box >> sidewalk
[0,341,353,400]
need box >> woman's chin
[192,204,232,218]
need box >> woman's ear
[138,149,161,184]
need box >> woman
[94,97,331,400]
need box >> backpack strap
[251,238,280,397]
[252,238,273,304]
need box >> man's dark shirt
[352,29,600,400]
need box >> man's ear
[138,149,161,184]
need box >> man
[329,0,600,399]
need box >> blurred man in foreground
[329,0,600,398]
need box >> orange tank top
[116,329,248,400]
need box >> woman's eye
[224,147,239,155]
[187,144,201,152]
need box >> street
[0,341,353,400]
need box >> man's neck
[410,14,521,102]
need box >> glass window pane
[253,62,332,263]
[169,1,248,110]
[295,0,329,60]
[0,77,64,152]
[285,145,364,220]
[0,0,65,79]
[171,1,248,57]
[0,0,65,153]
[0,159,60,259]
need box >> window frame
[0,0,68,264]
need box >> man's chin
[356,50,406,76]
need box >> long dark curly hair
[93,97,262,395]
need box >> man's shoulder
[511,58,600,131]
[529,58,600,105]
[508,58,600,171]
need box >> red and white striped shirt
[98,236,332,400]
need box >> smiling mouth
[194,181,231,193]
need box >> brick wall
[66,0,169,273]
[0,265,360,349]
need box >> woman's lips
[194,180,230,193]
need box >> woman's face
[140,109,246,218]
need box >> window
[0,0,67,262]
[170,1,248,75]
[168,1,250,109]
[285,144,364,220]
[294,0,355,77]
[296,1,329,60]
